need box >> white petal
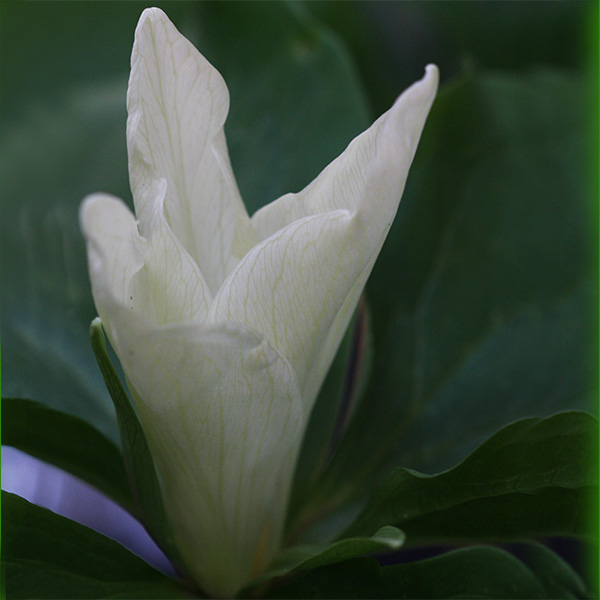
[251,65,439,238]
[133,160,212,324]
[103,308,304,597]
[211,210,366,410]
[128,7,256,294]
[216,66,439,407]
[80,189,211,328]
[79,194,147,325]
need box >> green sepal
[89,318,185,575]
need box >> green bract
[80,7,437,596]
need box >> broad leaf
[370,70,596,472]
[382,545,590,599]
[264,557,384,599]
[89,319,182,571]
[1,397,134,513]
[517,542,589,599]
[266,545,588,599]
[342,412,597,543]
[245,525,404,593]
[1,78,128,444]
[299,69,597,533]
[1,491,192,599]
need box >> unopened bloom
[80,7,437,597]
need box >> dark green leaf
[266,546,585,599]
[302,69,597,531]
[1,491,193,599]
[380,546,580,600]
[1,76,128,444]
[246,525,403,593]
[371,69,597,472]
[89,319,183,572]
[287,526,404,574]
[264,557,385,599]
[517,543,589,599]
[342,412,597,543]
[1,397,134,513]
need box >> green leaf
[266,545,587,599]
[1,491,193,599]
[89,319,183,572]
[302,69,597,531]
[342,412,597,543]
[245,525,404,593]
[264,556,385,599]
[1,397,134,513]
[1,76,128,445]
[373,69,597,471]
[381,545,588,600]
[517,543,589,599]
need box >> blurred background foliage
[1,0,597,593]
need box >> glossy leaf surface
[342,412,597,543]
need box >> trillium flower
[80,7,438,597]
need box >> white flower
[80,7,437,597]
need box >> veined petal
[79,194,147,326]
[80,188,211,329]
[103,307,304,598]
[251,64,439,239]
[133,158,212,324]
[217,66,439,407]
[211,210,367,411]
[128,7,256,294]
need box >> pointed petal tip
[137,7,169,28]
[383,63,438,155]
[393,63,439,110]
[424,63,440,94]
[425,63,439,79]
[132,8,173,53]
